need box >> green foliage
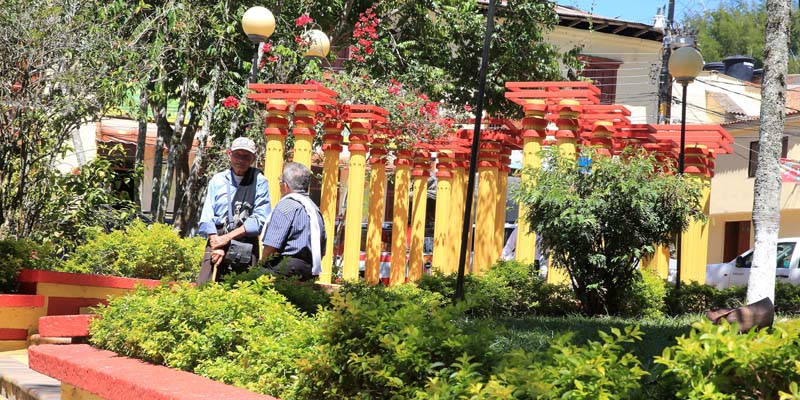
[90,277,319,398]
[60,220,203,281]
[664,281,745,316]
[223,266,332,315]
[415,326,648,399]
[656,319,800,399]
[619,269,668,319]
[684,0,800,73]
[776,282,800,315]
[0,239,61,293]
[0,0,134,242]
[418,260,580,317]
[294,282,498,399]
[35,147,137,255]
[516,147,704,315]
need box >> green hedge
[0,239,61,293]
[90,277,318,398]
[60,220,204,281]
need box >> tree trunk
[150,101,172,221]
[176,78,218,236]
[172,110,198,225]
[134,84,148,209]
[157,78,189,222]
[747,0,790,305]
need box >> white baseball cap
[230,137,257,154]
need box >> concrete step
[0,351,60,400]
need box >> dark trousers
[197,243,259,284]
[263,255,314,282]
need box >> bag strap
[225,173,235,232]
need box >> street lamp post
[667,43,704,289]
[241,6,276,84]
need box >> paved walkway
[0,349,60,400]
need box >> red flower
[358,39,372,47]
[387,86,400,95]
[305,79,321,85]
[268,55,278,63]
[295,14,314,27]
[222,96,239,109]
[364,47,374,55]
[418,93,429,101]
[464,104,473,112]
[261,42,272,52]
[70,167,81,176]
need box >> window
[737,242,795,269]
[578,55,622,104]
[748,136,789,177]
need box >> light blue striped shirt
[262,196,326,258]
[198,168,271,238]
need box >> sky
[562,0,724,26]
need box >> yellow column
[341,120,369,282]
[448,153,468,274]
[473,143,501,275]
[547,100,582,285]
[263,100,289,202]
[516,101,547,263]
[432,151,454,273]
[409,150,431,282]
[643,245,670,279]
[590,120,614,157]
[292,100,317,168]
[365,137,388,285]
[390,150,413,285]
[680,145,711,284]
[318,121,343,284]
[495,149,511,257]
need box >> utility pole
[657,0,676,124]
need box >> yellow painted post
[495,149,511,257]
[319,121,343,284]
[546,99,582,285]
[590,120,614,157]
[643,245,670,279]
[365,135,388,285]
[390,150,413,285]
[680,145,711,284]
[341,120,370,282]
[516,101,547,263]
[264,100,289,202]
[448,153,468,274]
[409,150,431,282]
[474,143,501,275]
[432,151,454,273]
[292,100,317,168]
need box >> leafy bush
[414,326,648,399]
[418,261,580,317]
[90,277,319,398]
[620,269,667,318]
[0,239,61,293]
[60,220,204,281]
[294,282,498,399]
[223,266,331,315]
[655,319,800,399]
[516,147,704,315]
[664,282,745,316]
[775,282,800,315]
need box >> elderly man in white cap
[196,137,271,283]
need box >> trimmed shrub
[414,326,648,399]
[61,220,204,281]
[223,267,331,315]
[655,318,800,399]
[294,282,498,399]
[90,277,318,398]
[664,281,745,316]
[418,260,580,317]
[0,239,61,293]
[620,269,668,318]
